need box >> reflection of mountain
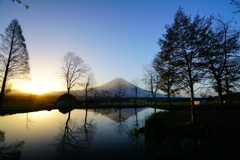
[92,107,148,122]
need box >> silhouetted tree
[142,65,160,107]
[153,50,182,106]
[27,93,36,108]
[158,8,212,124]
[131,78,141,106]
[230,0,240,13]
[58,52,90,107]
[80,72,96,107]
[202,16,240,110]
[114,79,128,105]
[222,57,240,104]
[99,90,113,104]
[0,19,30,109]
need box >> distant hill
[7,89,27,95]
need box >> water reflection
[128,122,240,159]
[23,113,34,131]
[0,130,25,160]
[50,109,96,159]
[111,108,129,135]
[0,107,160,159]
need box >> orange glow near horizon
[21,82,52,94]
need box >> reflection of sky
[0,108,160,159]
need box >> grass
[151,109,240,133]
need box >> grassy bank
[151,110,240,132]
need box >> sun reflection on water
[29,110,51,118]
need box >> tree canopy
[0,19,30,109]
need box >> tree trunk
[153,96,156,106]
[0,51,13,110]
[190,81,196,125]
[167,89,172,106]
[216,79,225,111]
[134,89,138,106]
[119,97,121,106]
[85,89,88,107]
[225,78,232,105]
[0,76,7,109]
[0,26,15,110]
[67,88,71,107]
[84,108,88,127]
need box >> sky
[0,0,239,94]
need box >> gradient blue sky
[0,0,239,93]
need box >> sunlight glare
[29,110,51,118]
[30,83,51,94]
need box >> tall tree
[58,52,90,106]
[131,78,141,106]
[82,72,96,107]
[142,65,160,107]
[202,16,240,110]
[153,51,182,106]
[0,19,30,109]
[157,8,211,124]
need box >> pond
[0,107,162,160]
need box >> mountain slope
[93,78,166,98]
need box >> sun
[30,83,50,94]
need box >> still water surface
[0,107,161,160]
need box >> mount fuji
[89,78,166,98]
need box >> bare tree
[114,78,128,106]
[100,90,113,105]
[0,19,30,109]
[202,16,240,110]
[142,65,160,107]
[58,52,90,106]
[131,78,141,106]
[81,72,96,107]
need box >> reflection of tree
[111,108,129,135]
[133,108,139,129]
[127,109,145,151]
[82,108,96,145]
[128,126,240,159]
[0,130,25,160]
[23,113,34,131]
[93,108,113,116]
[50,109,96,159]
